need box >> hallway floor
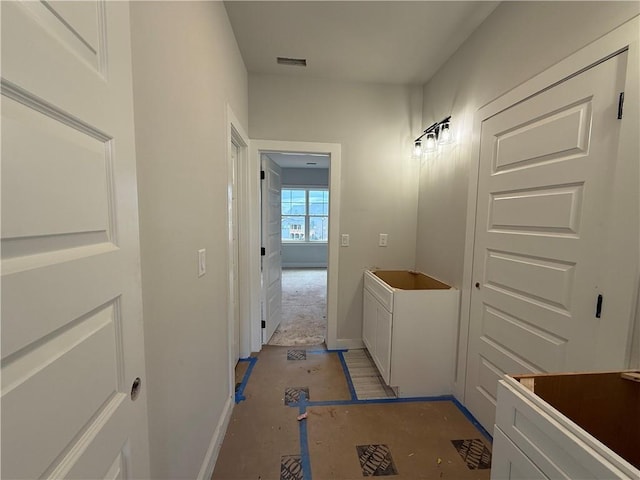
[213,346,492,480]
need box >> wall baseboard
[197,394,234,480]
[282,263,328,268]
[335,338,365,350]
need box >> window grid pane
[309,216,329,241]
[281,188,329,242]
[282,216,306,241]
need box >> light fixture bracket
[414,116,452,145]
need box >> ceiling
[265,152,330,169]
[224,1,500,85]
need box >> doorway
[248,140,342,353]
[263,153,330,345]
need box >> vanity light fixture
[413,116,452,156]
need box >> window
[281,188,329,242]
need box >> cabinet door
[375,305,392,384]
[491,428,546,480]
[363,289,377,354]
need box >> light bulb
[439,121,452,144]
[425,132,437,151]
[413,140,422,159]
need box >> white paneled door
[465,52,637,430]
[261,155,283,343]
[1,2,150,479]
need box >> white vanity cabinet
[492,372,640,480]
[362,270,459,397]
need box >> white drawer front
[496,380,636,479]
[364,270,393,312]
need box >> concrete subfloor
[213,346,492,480]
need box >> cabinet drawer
[364,270,393,312]
[496,379,636,479]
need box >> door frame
[226,106,249,368]
[249,140,342,352]
[456,16,640,402]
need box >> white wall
[282,167,329,186]
[129,2,248,478]
[282,243,328,268]
[250,77,422,341]
[416,1,640,288]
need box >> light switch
[379,234,388,247]
[198,249,206,277]
[341,234,350,247]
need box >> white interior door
[1,2,150,478]
[261,155,283,343]
[465,52,637,430]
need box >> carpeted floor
[268,269,327,346]
[214,346,493,480]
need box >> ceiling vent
[277,57,307,67]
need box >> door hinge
[595,294,603,318]
[260,170,265,180]
[261,320,266,328]
[261,247,266,256]
[617,92,624,119]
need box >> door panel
[1,1,149,478]
[2,304,121,479]
[465,52,635,430]
[261,156,282,343]
[490,185,583,234]
[2,97,111,239]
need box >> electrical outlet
[341,234,350,247]
[379,234,388,247]
[198,249,206,277]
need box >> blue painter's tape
[451,397,493,442]
[306,348,348,354]
[297,391,313,480]
[337,351,358,401]
[286,394,456,409]
[234,356,258,404]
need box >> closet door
[1,2,150,478]
[464,51,636,430]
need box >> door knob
[475,282,480,289]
